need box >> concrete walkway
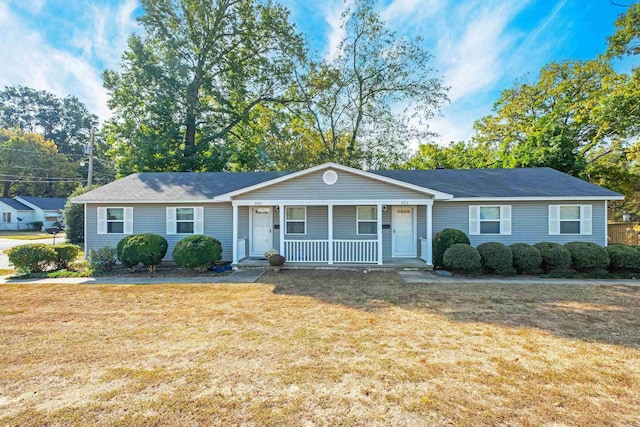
[0,269,267,285]
[398,270,640,286]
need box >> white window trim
[97,207,133,235]
[549,204,592,236]
[469,205,512,236]
[2,212,11,223]
[285,206,306,235]
[166,207,203,235]
[356,205,378,235]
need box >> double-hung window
[97,207,133,234]
[285,207,306,234]
[549,205,592,235]
[357,206,377,235]
[2,212,11,223]
[166,207,203,235]
[469,206,511,235]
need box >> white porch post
[426,200,433,265]
[377,203,383,265]
[232,202,239,264]
[328,204,334,264]
[279,204,285,257]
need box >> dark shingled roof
[72,171,291,202]
[0,198,33,211]
[372,167,622,198]
[72,167,621,202]
[18,196,67,210]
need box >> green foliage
[29,221,43,231]
[433,228,470,268]
[172,235,222,272]
[606,244,640,272]
[63,186,87,244]
[7,243,57,273]
[606,3,640,58]
[89,246,118,272]
[476,242,513,274]
[405,141,496,170]
[116,235,138,269]
[509,243,542,274]
[118,233,168,273]
[534,242,572,273]
[443,244,481,274]
[564,242,610,272]
[53,244,79,270]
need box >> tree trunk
[2,180,11,198]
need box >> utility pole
[87,128,95,191]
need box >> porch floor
[236,257,432,270]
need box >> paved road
[0,237,66,269]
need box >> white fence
[283,239,378,263]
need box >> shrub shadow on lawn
[266,270,640,349]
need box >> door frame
[392,205,417,257]
[249,206,273,257]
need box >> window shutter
[581,205,592,235]
[124,207,134,234]
[97,207,106,235]
[500,205,512,235]
[549,205,560,235]
[166,207,176,235]
[469,206,480,235]
[194,207,204,234]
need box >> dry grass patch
[1,271,639,426]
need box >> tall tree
[104,0,306,175]
[292,0,447,169]
[0,129,79,197]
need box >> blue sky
[0,0,633,148]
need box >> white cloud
[381,0,443,25]
[323,0,350,62]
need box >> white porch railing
[237,237,247,261]
[419,237,429,262]
[334,240,378,263]
[284,240,329,262]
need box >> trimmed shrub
[534,242,572,273]
[119,233,168,273]
[117,235,138,269]
[7,243,57,272]
[443,243,481,274]
[53,244,79,270]
[89,246,118,272]
[510,243,542,274]
[564,242,610,272]
[606,245,640,273]
[173,235,222,272]
[433,228,470,268]
[477,242,513,274]
[29,221,43,231]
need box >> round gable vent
[323,170,338,185]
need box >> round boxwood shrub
[7,243,57,272]
[433,228,470,268]
[173,235,222,272]
[53,244,79,270]
[476,242,513,274]
[117,235,139,269]
[510,243,542,274]
[606,245,640,273]
[119,233,168,273]
[443,243,481,274]
[564,242,610,272]
[534,242,572,273]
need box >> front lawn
[0,231,65,240]
[1,271,638,425]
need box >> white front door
[250,207,272,257]
[392,206,416,257]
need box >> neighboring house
[0,198,35,231]
[13,196,67,229]
[72,162,623,267]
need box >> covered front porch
[231,200,434,267]
[236,256,431,270]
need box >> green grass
[0,231,66,240]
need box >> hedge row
[438,229,636,275]
[7,243,79,273]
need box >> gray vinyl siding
[433,201,606,246]
[85,203,234,261]
[235,169,428,201]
